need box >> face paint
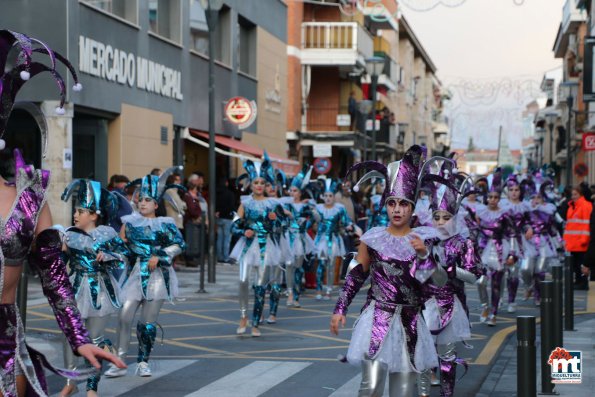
[386,198,413,228]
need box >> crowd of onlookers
[107,169,239,267]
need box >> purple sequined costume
[0,152,92,396]
[335,226,440,373]
[476,206,516,315]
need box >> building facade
[1,0,291,225]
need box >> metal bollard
[197,223,207,293]
[563,254,574,331]
[551,265,563,350]
[539,281,557,395]
[517,316,536,397]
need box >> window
[238,16,256,76]
[190,0,209,55]
[148,0,182,43]
[82,0,138,24]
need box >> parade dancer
[59,180,130,396]
[105,170,185,378]
[314,178,358,300]
[366,180,389,229]
[263,169,290,324]
[500,175,534,313]
[416,159,483,397]
[231,158,282,337]
[0,30,124,396]
[476,169,516,326]
[331,145,445,397]
[523,178,562,305]
[280,165,316,307]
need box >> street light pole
[204,0,222,283]
[370,73,378,161]
[566,95,573,187]
[548,121,554,166]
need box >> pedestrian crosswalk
[48,359,367,396]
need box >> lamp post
[366,56,384,161]
[566,95,573,187]
[201,0,224,283]
[535,127,545,167]
[545,112,557,166]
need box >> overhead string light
[398,0,525,12]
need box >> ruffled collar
[477,206,506,222]
[361,226,440,260]
[121,212,175,231]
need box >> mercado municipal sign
[78,35,183,101]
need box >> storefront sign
[264,64,282,114]
[582,133,595,151]
[225,97,257,129]
[336,114,351,127]
[78,36,183,100]
[313,157,332,175]
[313,143,332,158]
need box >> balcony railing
[301,22,374,66]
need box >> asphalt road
[22,264,591,397]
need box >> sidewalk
[478,296,595,396]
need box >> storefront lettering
[78,36,183,101]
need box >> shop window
[149,0,182,43]
[82,0,138,24]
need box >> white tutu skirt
[533,235,560,258]
[72,273,121,319]
[230,236,280,267]
[120,262,179,302]
[286,231,315,258]
[346,302,438,373]
[519,235,537,259]
[481,239,510,271]
[278,234,292,265]
[422,296,471,345]
[315,235,346,260]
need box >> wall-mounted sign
[313,157,332,175]
[582,132,595,151]
[336,114,351,127]
[78,36,183,100]
[313,143,332,158]
[265,64,282,114]
[225,97,257,129]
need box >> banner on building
[583,37,595,102]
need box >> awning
[186,129,300,175]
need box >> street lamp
[565,95,573,188]
[200,0,224,283]
[535,127,546,167]
[545,112,557,166]
[365,56,384,161]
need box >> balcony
[562,0,586,36]
[301,22,374,66]
[361,52,399,92]
[306,106,363,133]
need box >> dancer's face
[289,186,301,200]
[323,192,335,205]
[432,210,453,227]
[531,195,543,206]
[265,182,276,197]
[251,178,265,196]
[508,185,521,201]
[467,193,476,202]
[73,207,97,231]
[138,196,158,217]
[487,192,500,210]
[386,198,413,228]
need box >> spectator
[184,178,203,265]
[163,173,187,234]
[564,186,593,290]
[215,178,236,263]
[583,202,595,285]
[348,90,357,130]
[108,174,129,192]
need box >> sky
[401,0,566,149]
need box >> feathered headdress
[1,30,83,151]
[486,167,504,193]
[235,156,276,192]
[345,145,426,207]
[62,179,123,224]
[290,164,313,190]
[318,177,339,194]
[126,165,185,202]
[418,156,472,215]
